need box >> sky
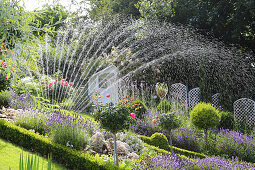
[20,0,89,12]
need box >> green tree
[86,0,140,20]
[137,0,255,52]
[0,0,34,48]
[32,4,69,37]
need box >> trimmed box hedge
[139,133,207,159]
[0,119,120,170]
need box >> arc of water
[77,49,193,112]
[55,30,84,105]
[64,24,134,110]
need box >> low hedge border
[138,133,207,159]
[0,119,119,170]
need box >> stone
[91,132,106,153]
[128,152,139,160]
[106,138,131,155]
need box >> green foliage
[116,131,144,152]
[50,124,90,150]
[218,111,235,130]
[190,102,220,130]
[139,134,207,159]
[14,110,46,135]
[156,99,171,113]
[15,77,41,96]
[158,112,180,131]
[0,90,11,107]
[87,0,140,20]
[32,4,69,37]
[95,103,131,134]
[137,0,255,52]
[0,119,120,170]
[150,132,169,150]
[19,152,52,170]
[132,99,147,118]
[0,0,34,47]
[0,71,10,91]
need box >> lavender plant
[215,129,255,162]
[45,112,96,150]
[9,92,34,110]
[14,109,47,135]
[171,128,201,152]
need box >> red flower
[2,62,7,68]
[106,94,110,98]
[152,119,156,124]
[129,113,136,119]
[155,114,158,119]
[5,76,8,80]
[69,82,74,86]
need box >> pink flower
[10,68,13,71]
[129,113,136,119]
[2,62,7,68]
[152,119,156,124]
[48,82,53,87]
[69,82,74,86]
[61,79,65,82]
[5,76,8,80]
[54,81,57,84]
[106,94,110,98]
[155,114,158,119]
[42,81,47,84]
[64,81,69,86]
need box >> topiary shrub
[157,112,180,152]
[157,99,171,113]
[150,132,169,151]
[132,99,147,119]
[190,102,220,150]
[218,111,234,130]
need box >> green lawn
[0,138,66,170]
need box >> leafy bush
[218,111,234,130]
[215,129,255,162]
[190,102,220,130]
[14,110,47,135]
[0,90,11,107]
[157,99,171,113]
[190,102,220,150]
[132,99,147,118]
[150,133,169,151]
[15,77,41,96]
[95,103,131,134]
[0,72,10,91]
[158,112,180,131]
[117,131,144,153]
[171,128,201,152]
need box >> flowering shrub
[9,92,34,110]
[171,128,201,152]
[215,129,255,162]
[14,109,47,135]
[15,77,41,96]
[42,79,74,103]
[0,60,13,91]
[137,153,255,169]
[130,118,161,137]
[45,112,92,150]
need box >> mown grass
[0,138,66,170]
